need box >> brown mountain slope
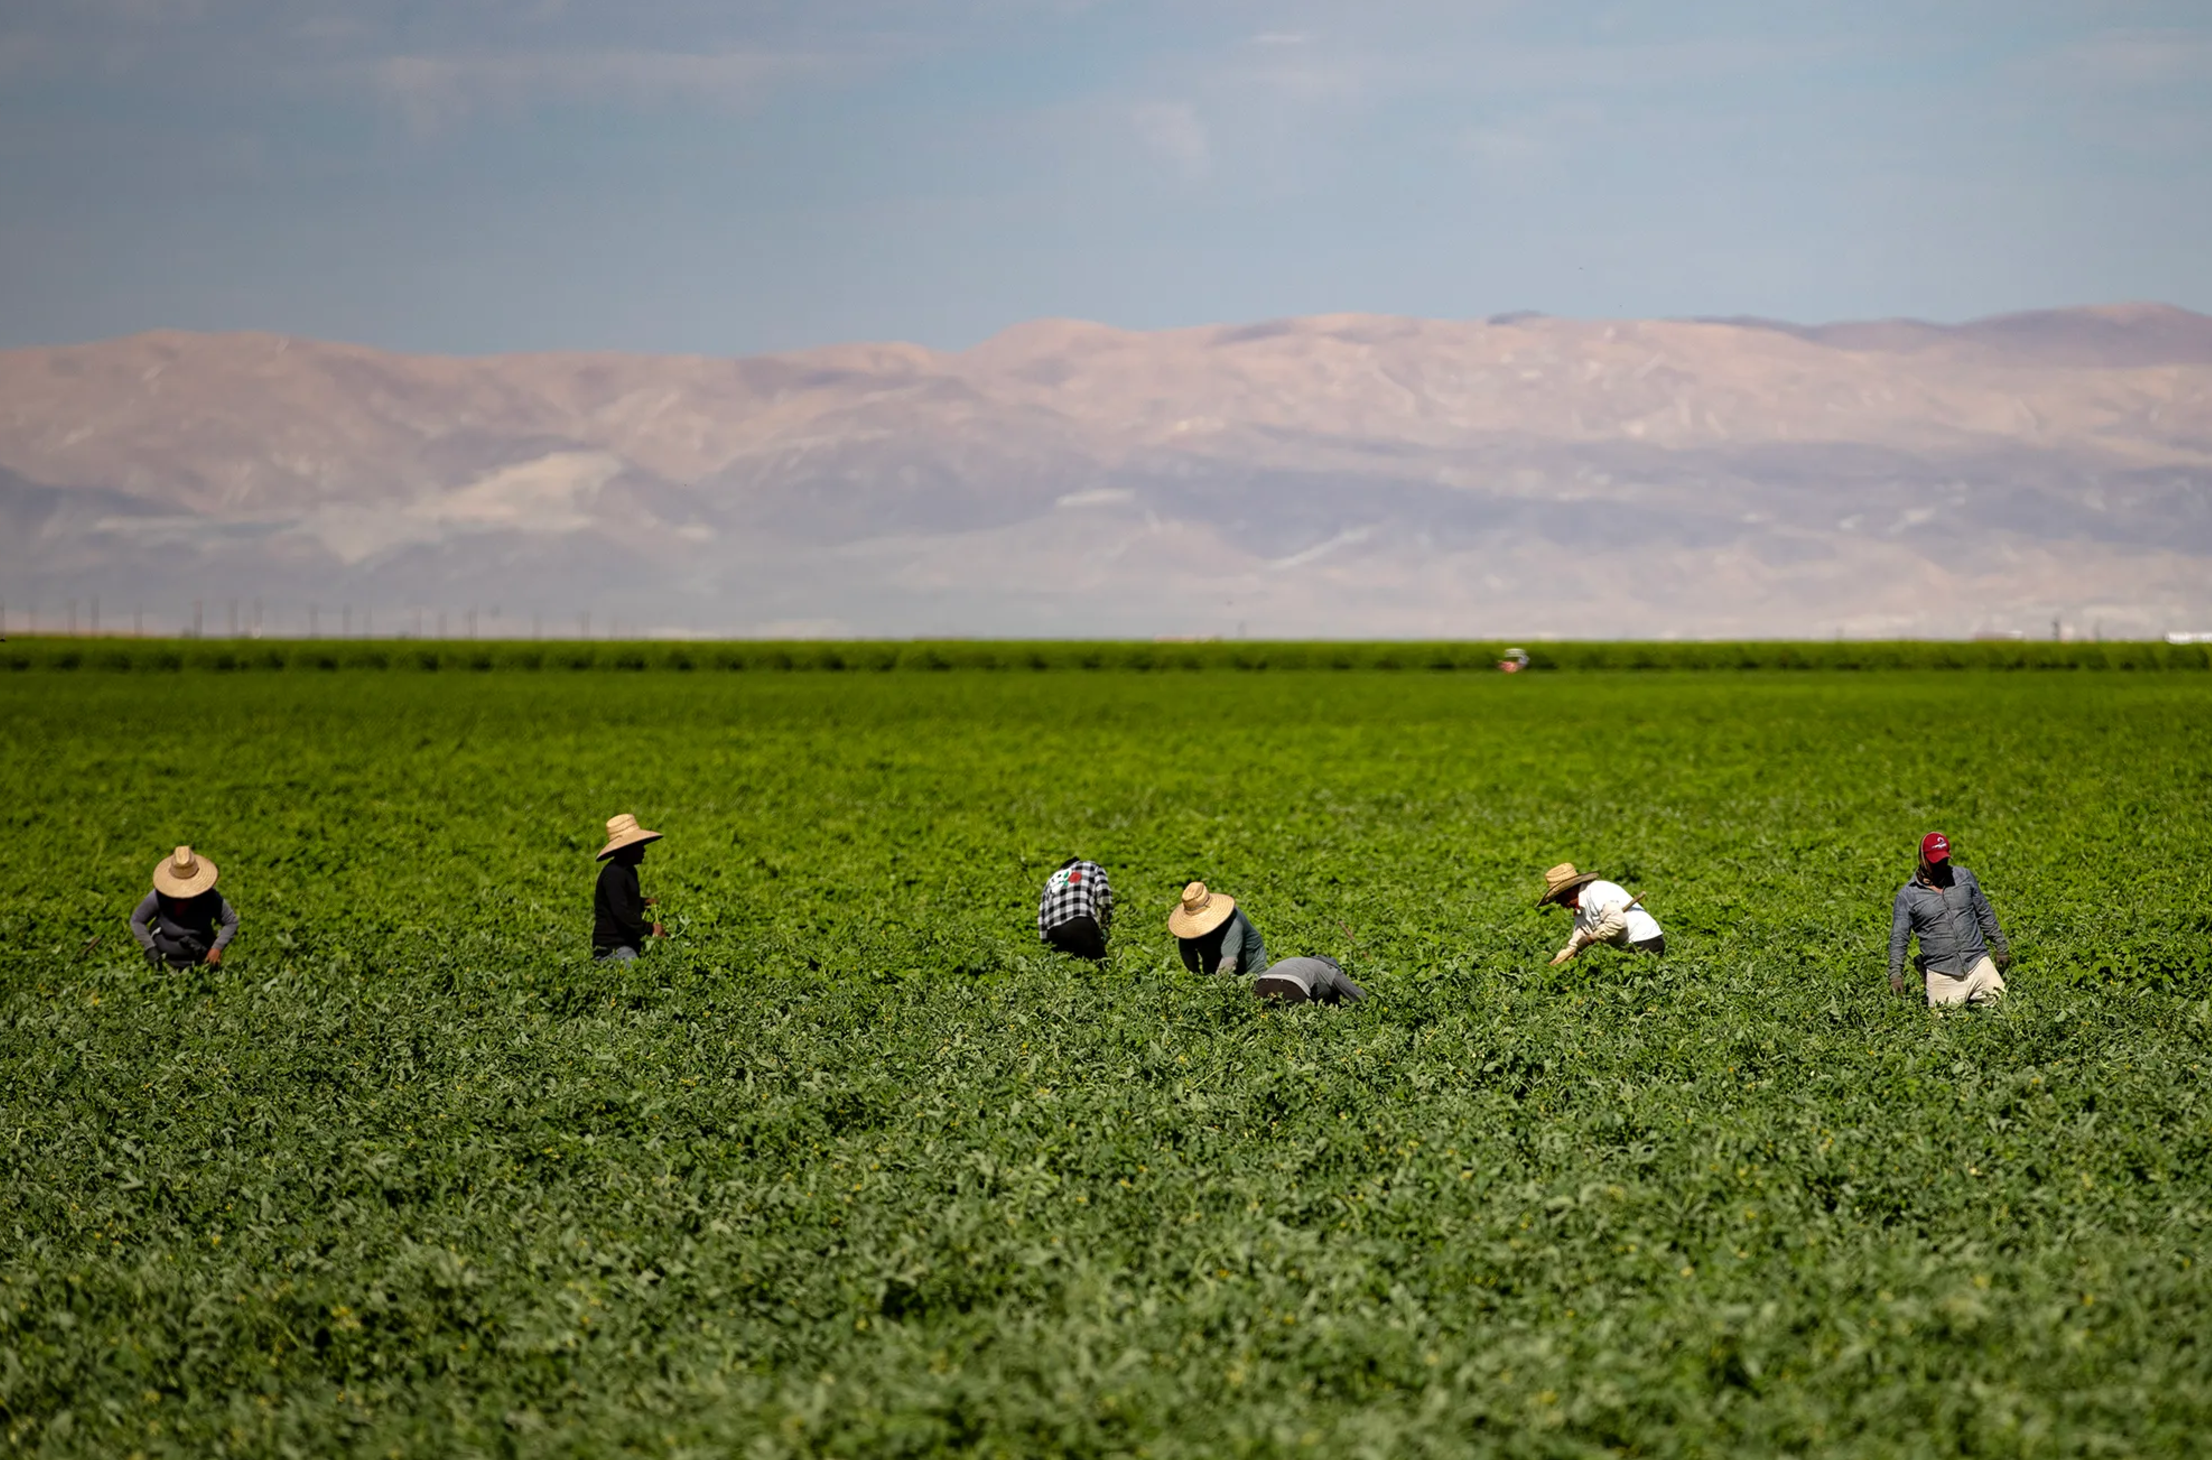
[1,307,2208,638]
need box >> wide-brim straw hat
[596,813,664,861]
[1168,881,1236,938]
[1535,861,1602,907]
[151,845,219,897]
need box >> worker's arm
[1888,889,1914,993]
[1550,902,1627,966]
[1216,915,1245,974]
[604,866,652,944]
[128,893,160,954]
[211,898,239,951]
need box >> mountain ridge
[2,304,2209,638]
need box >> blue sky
[2,0,2207,355]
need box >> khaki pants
[1926,955,2005,1008]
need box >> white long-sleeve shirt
[1573,880,1661,946]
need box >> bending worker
[1169,881,1268,977]
[1169,881,1365,1004]
[130,845,238,968]
[593,812,664,963]
[1037,856,1114,961]
[1537,862,1664,964]
[1889,831,2011,1007]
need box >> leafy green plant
[2,670,2208,1455]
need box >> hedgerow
[2,670,2208,1455]
[2,637,2207,673]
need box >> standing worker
[1037,857,1114,961]
[1536,862,1664,964]
[130,846,238,968]
[594,813,664,963]
[1889,832,2012,1007]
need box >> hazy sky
[3,1,2208,355]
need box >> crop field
[3,665,2211,1457]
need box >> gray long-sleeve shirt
[1888,865,2008,981]
[129,890,239,958]
[1177,907,1270,977]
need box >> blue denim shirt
[1889,865,2010,980]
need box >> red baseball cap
[1920,832,1950,863]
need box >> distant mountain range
[3,303,2209,639]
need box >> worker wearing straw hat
[129,846,239,968]
[1536,862,1664,964]
[1169,882,1270,978]
[593,813,664,962]
[1168,882,1367,1005]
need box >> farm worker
[594,812,664,963]
[128,845,238,968]
[1167,884,1274,973]
[1888,832,2012,1007]
[1169,882,1270,977]
[1536,863,1664,964]
[1254,956,1368,1006]
[1037,857,1114,960]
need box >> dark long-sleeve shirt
[1178,907,1270,976]
[129,891,238,958]
[1889,865,2009,981]
[594,860,650,954]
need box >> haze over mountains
[3,304,2209,639]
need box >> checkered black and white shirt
[1037,859,1114,939]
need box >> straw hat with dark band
[596,813,664,861]
[1535,861,1602,907]
[1168,881,1236,938]
[152,845,219,898]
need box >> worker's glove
[144,947,164,969]
[1994,950,2013,972]
[1888,970,1908,997]
[1549,945,1577,967]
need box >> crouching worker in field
[1253,956,1368,1007]
[594,813,664,963]
[1169,882,1268,978]
[1038,857,1114,961]
[1537,862,1664,964]
[1889,832,2011,1007]
[129,845,238,968]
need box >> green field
[4,669,2210,1457]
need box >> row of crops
[6,668,2212,1454]
[5,636,2209,673]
